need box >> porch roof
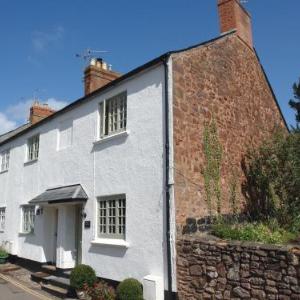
[29,184,88,204]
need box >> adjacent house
[0,1,287,299]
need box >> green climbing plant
[203,119,223,216]
[229,167,239,216]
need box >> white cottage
[0,57,174,298]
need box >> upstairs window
[22,205,35,234]
[27,135,39,161]
[98,195,126,239]
[0,150,10,172]
[0,208,5,231]
[99,92,127,138]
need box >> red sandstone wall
[172,34,286,230]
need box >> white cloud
[0,113,17,135]
[0,98,68,135]
[32,26,64,52]
[6,99,33,123]
[45,98,68,111]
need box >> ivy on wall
[203,119,223,216]
[229,167,239,216]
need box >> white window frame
[99,92,127,139]
[0,207,5,232]
[27,135,39,162]
[97,194,126,240]
[0,150,10,172]
[21,205,35,234]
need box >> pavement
[0,275,51,300]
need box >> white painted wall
[0,64,168,288]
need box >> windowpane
[98,195,126,239]
[98,201,107,234]
[1,150,10,172]
[0,208,5,231]
[22,206,35,233]
[28,135,39,161]
[108,200,116,234]
[118,198,126,235]
[99,92,127,138]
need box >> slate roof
[29,184,88,204]
[0,123,31,144]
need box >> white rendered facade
[0,64,171,289]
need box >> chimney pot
[218,0,253,48]
[90,58,97,66]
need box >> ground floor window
[21,205,35,233]
[0,208,5,231]
[97,195,126,239]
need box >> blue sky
[0,0,299,134]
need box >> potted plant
[0,248,8,264]
[70,264,97,299]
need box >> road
[0,276,45,300]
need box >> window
[0,208,5,231]
[99,92,127,138]
[0,150,10,172]
[27,135,39,161]
[98,195,126,239]
[22,206,35,233]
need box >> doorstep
[0,263,21,273]
[32,267,76,299]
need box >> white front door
[56,206,77,269]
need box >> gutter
[163,56,176,299]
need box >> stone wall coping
[178,234,300,254]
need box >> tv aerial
[75,48,108,64]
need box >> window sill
[0,169,8,175]
[24,159,38,166]
[19,231,34,236]
[93,130,129,145]
[91,238,129,248]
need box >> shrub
[116,278,143,300]
[84,280,116,300]
[70,264,97,290]
[0,248,8,257]
[242,129,300,230]
[212,221,297,244]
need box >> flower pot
[76,290,91,300]
[0,255,8,264]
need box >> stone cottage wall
[172,33,287,230]
[177,236,300,299]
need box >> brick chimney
[218,0,253,48]
[84,58,120,95]
[29,101,55,124]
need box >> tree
[289,78,300,127]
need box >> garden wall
[177,236,300,299]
